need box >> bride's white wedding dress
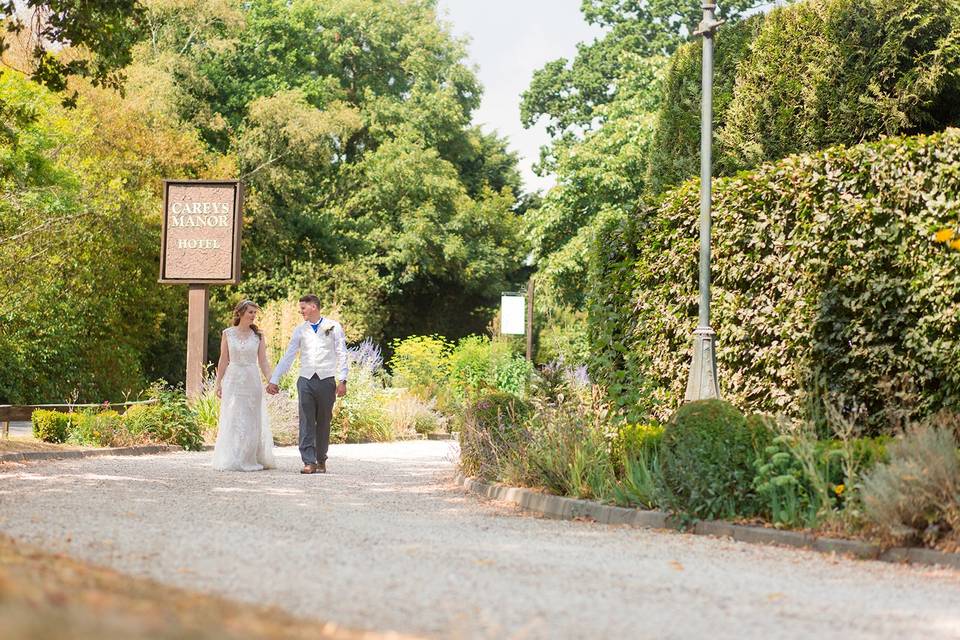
[212,327,276,471]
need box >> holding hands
[266,383,280,395]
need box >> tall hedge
[719,0,960,171]
[588,128,960,429]
[646,15,762,195]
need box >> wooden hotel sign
[159,180,243,284]
[159,179,244,399]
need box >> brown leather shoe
[317,461,327,474]
[301,463,317,474]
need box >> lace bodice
[226,327,260,366]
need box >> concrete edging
[455,473,960,571]
[0,444,184,464]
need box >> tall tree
[138,0,526,341]
[0,0,142,104]
[522,0,770,309]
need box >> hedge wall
[646,15,762,195]
[719,0,960,172]
[588,128,960,429]
[647,0,960,196]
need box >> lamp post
[685,2,724,402]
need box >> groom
[266,294,348,474]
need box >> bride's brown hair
[232,300,263,339]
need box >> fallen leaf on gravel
[767,593,786,602]
[669,561,684,571]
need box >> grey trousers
[297,374,336,465]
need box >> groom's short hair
[299,294,321,307]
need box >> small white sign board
[501,294,526,335]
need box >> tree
[151,0,526,342]
[0,0,142,103]
[520,0,769,143]
[522,1,770,311]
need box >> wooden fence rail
[0,400,159,438]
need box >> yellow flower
[950,239,960,251]
[834,484,845,496]
[933,228,955,243]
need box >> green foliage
[612,443,664,510]
[0,68,203,403]
[331,356,393,444]
[585,212,658,424]
[389,335,452,399]
[68,410,122,447]
[660,400,765,520]
[191,377,221,437]
[521,1,767,308]
[521,0,769,138]
[0,0,142,106]
[534,306,591,367]
[524,408,615,501]
[646,16,763,194]
[610,422,664,477]
[30,388,204,449]
[719,0,960,171]
[752,412,890,529]
[458,392,532,481]
[589,129,960,428]
[861,422,960,547]
[754,434,830,528]
[121,386,204,451]
[447,336,494,397]
[171,0,526,342]
[31,409,75,443]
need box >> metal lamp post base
[685,326,721,401]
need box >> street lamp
[685,2,724,402]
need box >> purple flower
[347,338,383,374]
[565,365,590,386]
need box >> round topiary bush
[459,391,531,481]
[660,399,765,520]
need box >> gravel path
[1,441,959,639]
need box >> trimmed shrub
[31,410,75,443]
[459,391,531,481]
[719,0,960,172]
[589,128,960,429]
[659,400,765,520]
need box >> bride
[211,300,277,471]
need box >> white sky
[436,1,605,194]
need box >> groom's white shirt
[269,318,349,385]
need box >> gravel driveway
[1,441,958,639]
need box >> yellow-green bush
[388,335,452,399]
[31,410,76,443]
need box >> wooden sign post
[159,180,243,400]
[525,278,535,361]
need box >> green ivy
[589,128,960,430]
